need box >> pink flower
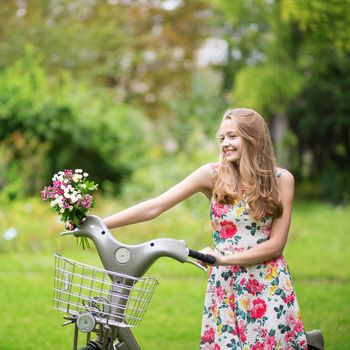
[216,285,226,303]
[219,220,237,239]
[294,320,304,333]
[230,265,241,274]
[249,298,267,319]
[299,339,307,348]
[246,278,264,295]
[211,203,230,218]
[233,320,247,342]
[228,294,235,309]
[201,327,215,344]
[53,181,62,188]
[78,194,93,208]
[262,223,272,236]
[284,330,296,343]
[252,342,265,350]
[284,293,296,305]
[267,335,276,350]
[214,345,221,350]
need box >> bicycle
[53,215,324,350]
[54,215,215,350]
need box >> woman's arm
[103,163,214,229]
[202,170,295,266]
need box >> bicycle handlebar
[188,249,216,265]
[60,215,214,277]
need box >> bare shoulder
[203,162,220,173]
[277,168,294,185]
[190,163,218,196]
[194,163,218,182]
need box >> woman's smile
[219,119,243,163]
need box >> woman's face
[219,118,243,164]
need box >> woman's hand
[65,217,86,231]
[199,247,226,267]
[65,221,76,231]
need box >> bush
[0,47,154,198]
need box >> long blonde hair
[212,108,282,220]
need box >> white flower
[83,172,88,177]
[60,208,65,213]
[75,169,83,173]
[64,192,71,199]
[73,175,79,182]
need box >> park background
[0,0,349,349]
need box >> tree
[211,0,350,201]
[0,48,154,198]
[0,0,213,118]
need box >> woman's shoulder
[192,163,220,180]
[275,167,294,185]
[208,162,220,172]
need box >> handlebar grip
[188,249,216,265]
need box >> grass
[0,198,349,349]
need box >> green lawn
[0,200,349,349]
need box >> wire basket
[53,254,158,328]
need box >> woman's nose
[222,138,229,146]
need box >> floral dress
[200,171,307,350]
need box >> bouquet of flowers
[41,169,98,248]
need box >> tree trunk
[272,113,290,169]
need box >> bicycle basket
[53,254,158,328]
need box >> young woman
[70,108,307,349]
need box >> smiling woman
[76,108,311,349]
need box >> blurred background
[0,0,349,349]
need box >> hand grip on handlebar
[188,249,216,265]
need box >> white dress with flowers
[200,170,307,350]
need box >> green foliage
[0,0,213,118]
[320,165,350,204]
[0,0,349,204]
[231,64,304,116]
[0,47,154,198]
[213,0,350,203]
[281,0,350,53]
[167,69,227,145]
[288,53,350,202]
